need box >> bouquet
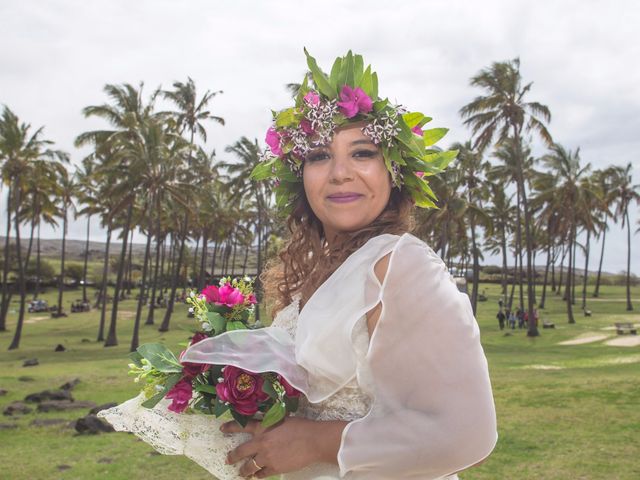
[127,276,301,428]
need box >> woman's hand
[222,416,348,478]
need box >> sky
[1,0,639,274]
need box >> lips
[327,192,364,203]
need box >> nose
[329,153,354,184]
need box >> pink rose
[300,118,315,135]
[411,125,424,136]
[166,378,193,413]
[246,293,257,305]
[265,127,283,157]
[337,85,373,118]
[201,284,245,307]
[179,333,210,379]
[277,374,301,398]
[415,171,425,179]
[303,91,320,106]
[215,366,269,416]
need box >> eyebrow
[350,139,376,146]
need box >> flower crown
[250,49,457,215]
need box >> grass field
[0,282,639,479]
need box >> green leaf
[372,72,379,99]
[344,50,355,87]
[422,128,449,147]
[230,408,249,428]
[214,398,229,417]
[423,150,458,170]
[402,112,425,128]
[329,57,342,90]
[226,321,246,331]
[195,384,218,395]
[304,48,335,98]
[137,343,182,373]
[128,351,144,368]
[141,372,183,408]
[283,395,299,413]
[353,54,364,86]
[250,160,275,181]
[359,65,373,96]
[206,311,226,335]
[261,379,279,401]
[275,108,298,128]
[261,402,286,429]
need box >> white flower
[155,385,164,392]
[202,323,213,331]
[243,276,252,282]
[218,377,224,383]
[188,307,194,313]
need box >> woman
[102,50,497,480]
[203,50,497,479]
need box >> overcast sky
[1,0,639,274]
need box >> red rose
[166,378,193,413]
[277,374,301,398]
[179,333,210,379]
[215,366,269,416]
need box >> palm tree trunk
[514,183,525,311]
[508,249,517,310]
[56,205,68,316]
[82,215,91,303]
[210,240,219,278]
[539,243,551,309]
[242,243,249,277]
[593,228,606,297]
[192,233,200,287]
[34,223,41,300]
[581,231,590,311]
[0,184,13,332]
[198,231,208,289]
[132,200,153,351]
[500,225,508,296]
[105,202,134,347]
[571,236,577,305]
[558,245,566,296]
[625,209,633,311]
[159,218,189,332]
[470,218,480,315]
[8,185,28,350]
[550,245,557,293]
[230,238,238,277]
[124,232,133,297]
[97,226,112,341]
[566,223,576,324]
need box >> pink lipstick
[327,193,364,203]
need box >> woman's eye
[353,149,378,158]
[306,151,329,162]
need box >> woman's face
[302,124,392,242]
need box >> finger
[227,440,258,466]
[221,419,260,435]
[239,457,263,478]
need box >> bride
[101,50,497,480]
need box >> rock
[80,338,91,343]
[89,402,118,415]
[57,465,72,471]
[97,457,113,464]
[0,423,18,430]
[0,389,7,396]
[17,376,35,382]
[37,400,96,413]
[3,402,33,416]
[60,378,81,391]
[25,389,73,403]
[74,414,114,434]
[31,418,69,427]
[22,358,39,367]
[54,344,66,352]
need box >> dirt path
[558,333,612,345]
[604,336,640,347]
[25,316,49,324]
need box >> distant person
[516,308,524,329]
[508,310,516,329]
[496,309,506,330]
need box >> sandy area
[558,333,612,345]
[604,336,640,347]
[525,365,564,370]
[25,315,49,324]
[118,310,135,319]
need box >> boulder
[0,389,7,396]
[37,400,96,413]
[60,378,81,391]
[31,418,70,427]
[89,402,118,415]
[3,402,33,416]
[22,358,39,367]
[80,338,91,343]
[25,389,73,403]
[0,423,18,430]
[54,344,66,352]
[74,414,114,434]
[17,376,35,382]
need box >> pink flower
[415,171,425,179]
[201,284,245,307]
[166,378,193,413]
[246,293,257,305]
[265,127,283,157]
[411,125,424,136]
[179,333,210,379]
[303,91,320,106]
[337,85,373,118]
[277,374,301,398]
[300,118,315,135]
[215,366,269,416]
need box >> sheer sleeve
[337,235,498,479]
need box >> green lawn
[0,283,639,479]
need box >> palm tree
[460,59,552,337]
[537,144,591,323]
[54,168,77,317]
[75,158,100,303]
[608,163,640,311]
[591,169,615,298]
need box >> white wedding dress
[100,233,496,479]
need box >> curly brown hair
[261,187,414,318]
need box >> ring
[251,457,263,471]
